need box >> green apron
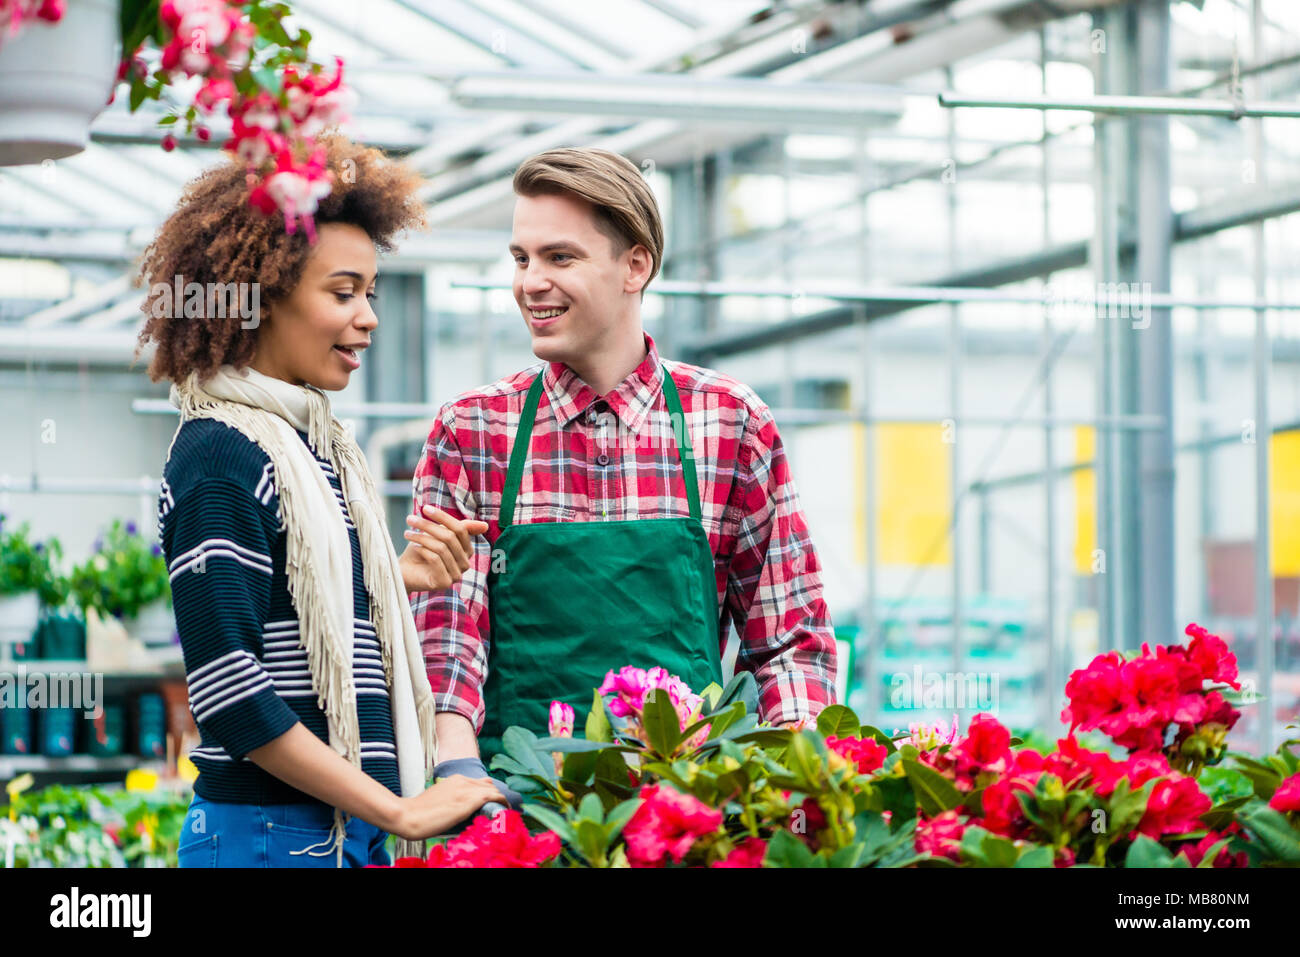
[478,368,724,761]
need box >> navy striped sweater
[158,417,400,805]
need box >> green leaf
[603,798,641,843]
[715,671,759,714]
[1192,838,1232,868]
[1014,845,1054,868]
[902,759,963,816]
[764,828,815,868]
[1125,835,1177,868]
[858,725,898,754]
[532,736,617,753]
[577,792,604,823]
[1199,794,1252,831]
[698,681,724,712]
[828,843,868,868]
[501,726,555,782]
[1237,803,1300,862]
[573,818,608,864]
[641,688,682,756]
[521,805,576,846]
[816,704,860,740]
[584,690,613,742]
[958,825,991,866]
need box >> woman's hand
[390,774,506,840]
[399,505,490,593]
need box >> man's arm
[722,403,839,726]
[410,403,493,761]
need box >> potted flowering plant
[373,624,1300,868]
[68,520,171,643]
[1,1,352,236]
[0,514,64,643]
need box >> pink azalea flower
[1270,772,1300,814]
[623,784,723,867]
[548,700,575,739]
[710,837,767,868]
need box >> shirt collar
[542,332,664,435]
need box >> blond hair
[512,147,664,296]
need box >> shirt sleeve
[410,404,493,733]
[722,403,839,725]
[162,477,300,761]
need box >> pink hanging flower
[159,0,241,77]
[1,0,63,42]
[248,146,333,239]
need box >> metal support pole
[945,63,963,682]
[1135,0,1177,648]
[1040,24,1060,733]
[1251,0,1275,754]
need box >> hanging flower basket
[0,0,119,165]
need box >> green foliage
[0,778,190,868]
[0,516,64,606]
[68,520,169,622]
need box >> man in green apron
[408,147,838,781]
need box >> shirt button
[596,453,610,467]
[593,400,610,414]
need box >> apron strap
[499,372,546,530]
[498,363,701,529]
[661,368,702,523]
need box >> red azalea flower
[711,836,767,868]
[826,734,887,775]
[1137,775,1211,839]
[1270,772,1300,813]
[980,777,1027,838]
[1054,846,1076,868]
[1061,651,1126,730]
[417,810,561,868]
[1184,623,1241,689]
[948,713,1012,782]
[791,796,829,848]
[1177,831,1247,868]
[623,784,723,868]
[915,810,967,862]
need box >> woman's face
[250,222,378,391]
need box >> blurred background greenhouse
[1,0,1298,798]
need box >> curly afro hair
[135,132,428,384]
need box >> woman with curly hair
[137,133,503,867]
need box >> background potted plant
[0,514,63,644]
[69,519,172,647]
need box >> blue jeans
[177,793,392,868]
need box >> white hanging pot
[130,599,176,646]
[0,590,41,644]
[0,0,121,166]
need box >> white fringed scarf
[166,364,437,865]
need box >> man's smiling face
[509,191,641,367]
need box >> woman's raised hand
[399,504,490,593]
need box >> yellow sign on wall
[1073,426,1096,575]
[854,423,952,566]
[1272,430,1300,577]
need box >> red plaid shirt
[410,332,837,731]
